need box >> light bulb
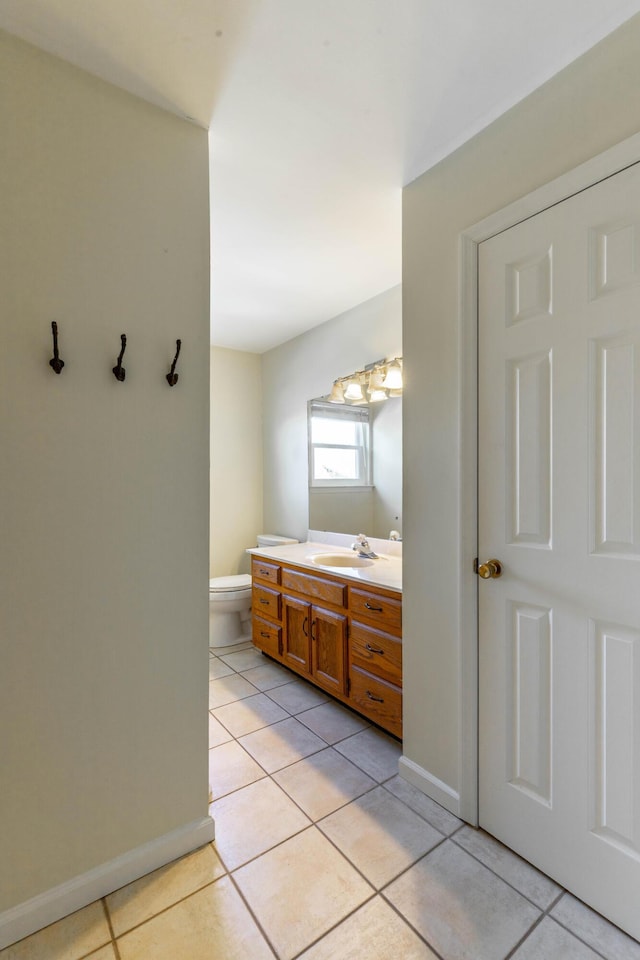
[382,360,403,390]
[344,380,364,400]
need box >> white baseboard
[0,816,216,951]
[399,755,461,818]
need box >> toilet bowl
[208,574,252,648]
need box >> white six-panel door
[478,161,640,939]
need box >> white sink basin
[310,553,375,568]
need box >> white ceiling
[2,1,640,352]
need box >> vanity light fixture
[326,356,403,405]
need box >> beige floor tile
[318,786,443,888]
[0,902,110,960]
[241,662,296,691]
[265,679,329,714]
[238,717,326,773]
[273,747,376,821]
[234,827,373,960]
[299,897,438,959]
[116,876,273,960]
[454,826,562,909]
[210,640,253,656]
[85,949,117,960]
[208,740,266,799]
[551,894,640,959]
[385,840,540,960]
[208,674,258,709]
[208,657,235,680]
[219,649,266,672]
[208,712,233,747]
[334,727,401,782]
[106,844,225,937]
[213,692,289,737]
[512,917,602,959]
[383,775,463,836]
[211,777,311,869]
[297,701,369,744]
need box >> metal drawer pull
[365,643,384,655]
[259,598,270,605]
[259,568,270,574]
[302,617,308,637]
[366,690,384,703]
[364,602,383,612]
[260,631,270,638]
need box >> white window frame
[307,400,372,488]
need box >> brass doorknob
[477,559,502,579]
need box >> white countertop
[248,541,402,592]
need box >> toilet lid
[209,574,252,594]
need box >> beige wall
[262,285,402,540]
[0,32,210,920]
[402,14,640,802]
[210,347,263,575]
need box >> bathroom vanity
[249,543,402,738]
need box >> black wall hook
[113,334,127,381]
[49,321,65,374]
[166,339,182,386]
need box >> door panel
[311,605,346,696]
[283,595,311,673]
[479,162,640,940]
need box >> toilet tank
[256,534,299,547]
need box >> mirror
[308,395,402,539]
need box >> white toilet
[209,534,298,648]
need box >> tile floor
[3,640,640,960]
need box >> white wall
[371,397,402,537]
[0,31,210,929]
[308,487,375,537]
[210,347,263,575]
[262,285,401,540]
[402,14,640,806]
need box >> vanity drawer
[252,615,282,658]
[349,621,402,686]
[251,558,281,585]
[281,567,346,608]
[252,584,281,621]
[349,666,402,738]
[349,588,402,635]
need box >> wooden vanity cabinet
[251,555,402,737]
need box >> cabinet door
[283,595,311,673]
[311,605,347,696]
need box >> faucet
[351,533,378,559]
